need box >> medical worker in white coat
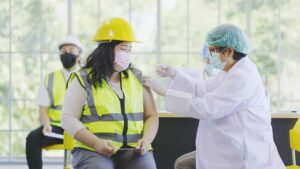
[144,24,285,169]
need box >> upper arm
[165,72,250,120]
[35,82,51,107]
[197,73,250,119]
[62,78,87,120]
[168,70,205,96]
[39,105,49,115]
[143,87,158,119]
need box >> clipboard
[44,132,64,139]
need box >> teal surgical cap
[205,24,251,54]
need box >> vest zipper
[119,76,128,146]
[120,98,128,146]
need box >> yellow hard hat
[93,17,138,42]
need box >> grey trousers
[174,151,196,169]
[72,148,157,169]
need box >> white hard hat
[58,35,83,53]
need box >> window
[1,0,299,162]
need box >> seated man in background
[26,35,83,169]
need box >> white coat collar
[226,56,249,74]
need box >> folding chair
[63,131,74,169]
[286,119,300,169]
[43,131,74,169]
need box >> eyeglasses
[209,47,227,56]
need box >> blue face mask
[204,63,220,76]
[209,52,226,70]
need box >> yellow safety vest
[68,68,146,151]
[44,69,66,127]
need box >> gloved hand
[142,75,167,96]
[156,64,176,78]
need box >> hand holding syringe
[142,71,168,96]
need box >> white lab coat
[165,57,285,169]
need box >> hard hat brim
[93,39,143,43]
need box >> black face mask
[60,53,77,69]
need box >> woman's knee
[174,157,185,169]
[123,152,157,169]
[174,152,196,169]
[84,162,113,169]
[73,159,114,169]
[72,149,114,169]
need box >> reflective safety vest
[44,69,66,127]
[68,68,145,151]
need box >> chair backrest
[290,118,300,151]
[64,131,74,151]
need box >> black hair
[232,51,246,61]
[218,47,246,61]
[83,40,129,88]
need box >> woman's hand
[135,137,151,155]
[93,139,116,157]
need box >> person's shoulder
[227,66,248,84]
[43,69,61,80]
[130,67,142,75]
[69,68,89,77]
[229,57,253,76]
[129,67,143,82]
[47,69,63,75]
[69,68,89,81]
[66,69,87,89]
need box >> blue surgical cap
[205,24,251,54]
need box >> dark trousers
[26,125,64,169]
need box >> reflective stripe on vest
[94,133,143,143]
[69,69,144,151]
[81,112,144,123]
[45,69,66,127]
[77,70,100,122]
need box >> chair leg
[292,149,297,165]
[63,150,67,168]
[64,149,72,169]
